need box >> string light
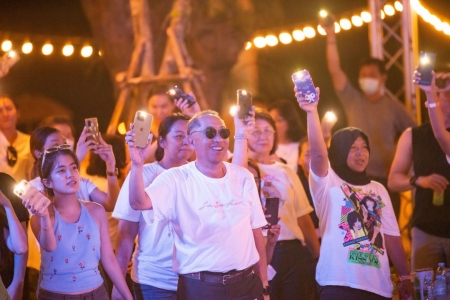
[253,36,266,48]
[303,26,316,38]
[22,42,32,54]
[384,4,395,16]
[361,11,372,23]
[81,45,93,57]
[265,35,278,46]
[1,40,12,52]
[245,42,252,50]
[62,44,74,56]
[292,30,305,41]
[317,25,327,36]
[351,15,363,27]
[394,1,403,12]
[334,22,341,33]
[340,18,352,30]
[42,43,53,55]
[279,32,292,44]
[412,0,450,36]
[117,122,127,135]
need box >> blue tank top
[40,200,103,293]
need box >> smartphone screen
[264,198,279,226]
[237,89,252,119]
[132,111,153,148]
[14,180,29,197]
[292,70,318,102]
[417,52,436,86]
[85,118,99,144]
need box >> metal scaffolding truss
[368,0,421,123]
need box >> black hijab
[328,127,371,185]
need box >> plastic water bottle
[434,275,447,300]
[436,262,446,278]
[423,276,434,300]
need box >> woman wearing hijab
[295,87,413,300]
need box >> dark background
[1,0,449,135]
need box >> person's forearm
[104,175,120,212]
[129,164,152,210]
[231,138,249,168]
[8,251,27,299]
[102,251,132,300]
[297,215,320,258]
[387,173,414,192]
[38,215,57,252]
[115,221,138,277]
[385,235,410,276]
[265,238,276,265]
[4,206,27,254]
[307,109,328,176]
[253,229,269,286]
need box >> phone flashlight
[168,89,177,97]
[229,105,239,117]
[14,180,28,197]
[7,51,16,58]
[319,10,328,18]
[420,55,430,65]
[324,111,337,123]
[241,90,247,96]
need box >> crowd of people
[1,19,450,300]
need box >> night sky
[1,0,449,134]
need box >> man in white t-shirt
[126,110,270,300]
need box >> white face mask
[358,77,380,95]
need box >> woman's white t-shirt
[309,164,399,298]
[112,162,178,291]
[144,161,267,274]
[275,142,300,172]
[258,161,313,242]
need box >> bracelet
[409,175,418,187]
[400,275,415,281]
[234,134,248,140]
[428,102,438,108]
[106,168,119,177]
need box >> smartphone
[292,70,318,103]
[14,180,30,198]
[319,10,333,27]
[237,89,252,119]
[264,198,279,227]
[132,111,153,148]
[417,52,436,86]
[85,118,100,144]
[167,86,196,107]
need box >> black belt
[180,265,254,285]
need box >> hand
[111,286,125,300]
[267,224,281,245]
[416,174,449,193]
[174,92,201,118]
[413,69,436,95]
[233,105,255,137]
[398,279,413,300]
[261,181,282,199]
[92,133,116,169]
[0,189,12,207]
[318,14,335,34]
[295,87,320,112]
[125,124,153,166]
[20,187,51,217]
[75,126,97,162]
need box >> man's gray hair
[187,110,222,134]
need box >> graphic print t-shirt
[309,164,399,298]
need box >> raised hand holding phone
[125,123,153,166]
[237,89,252,120]
[14,180,51,216]
[292,70,319,103]
[416,52,436,86]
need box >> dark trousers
[269,239,318,300]
[317,284,391,300]
[177,271,263,300]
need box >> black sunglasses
[7,146,17,167]
[190,127,231,139]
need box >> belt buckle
[222,274,233,285]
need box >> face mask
[358,77,380,95]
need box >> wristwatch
[263,285,272,296]
[106,168,119,177]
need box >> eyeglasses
[190,127,231,139]
[7,146,17,167]
[250,129,275,138]
[41,144,72,172]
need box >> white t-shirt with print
[258,161,313,242]
[29,176,96,201]
[144,161,267,274]
[0,130,33,182]
[113,162,178,291]
[309,164,400,298]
